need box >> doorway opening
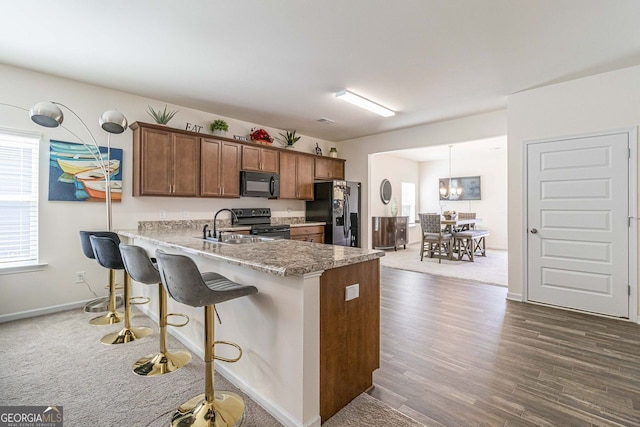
[369,136,508,287]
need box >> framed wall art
[438,176,481,201]
[48,140,123,202]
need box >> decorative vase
[329,148,338,158]
[212,129,226,137]
[390,198,398,217]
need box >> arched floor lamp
[1,101,128,313]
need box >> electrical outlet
[75,271,85,283]
[345,283,359,301]
[182,210,189,219]
[159,210,166,219]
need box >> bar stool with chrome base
[119,244,192,377]
[90,234,152,345]
[79,231,123,325]
[155,250,258,427]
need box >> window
[401,181,416,224]
[0,129,40,266]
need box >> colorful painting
[48,140,123,202]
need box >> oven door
[241,171,280,198]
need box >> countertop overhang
[119,228,383,277]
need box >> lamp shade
[29,101,64,128]
[100,110,128,134]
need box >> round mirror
[380,179,392,204]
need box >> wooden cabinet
[320,259,379,421]
[132,123,200,196]
[200,138,241,198]
[279,151,314,200]
[290,225,325,243]
[132,122,348,200]
[315,157,345,180]
[241,145,279,173]
[372,216,408,250]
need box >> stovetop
[232,208,272,226]
[231,208,290,232]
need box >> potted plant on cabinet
[147,105,178,125]
[277,130,301,148]
[210,119,229,136]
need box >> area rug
[379,243,508,287]
[0,308,425,427]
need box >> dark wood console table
[372,216,408,250]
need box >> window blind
[0,129,39,265]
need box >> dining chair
[419,213,453,263]
[457,212,476,230]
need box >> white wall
[338,110,508,251]
[507,64,640,316]
[418,148,508,250]
[370,153,421,244]
[0,64,334,319]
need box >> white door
[527,130,630,318]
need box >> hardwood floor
[371,267,640,427]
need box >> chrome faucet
[213,209,238,240]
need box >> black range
[231,208,291,239]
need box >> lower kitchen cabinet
[290,225,325,243]
[371,216,408,250]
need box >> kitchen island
[119,228,384,427]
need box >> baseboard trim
[166,319,318,427]
[0,299,94,323]
[506,292,523,301]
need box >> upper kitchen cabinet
[132,122,200,197]
[279,151,314,200]
[314,157,345,180]
[241,145,279,173]
[200,138,241,198]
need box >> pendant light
[446,145,462,200]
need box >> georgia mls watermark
[0,406,63,427]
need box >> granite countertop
[119,228,383,277]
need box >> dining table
[441,218,482,233]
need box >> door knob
[530,228,538,234]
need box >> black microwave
[240,171,280,198]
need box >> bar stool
[79,231,123,325]
[155,250,258,427]
[90,234,152,345]
[119,244,192,377]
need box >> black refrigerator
[306,180,361,247]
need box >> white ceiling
[383,136,507,162]
[2,1,640,142]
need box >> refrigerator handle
[344,193,350,238]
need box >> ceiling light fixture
[439,145,462,200]
[335,90,395,117]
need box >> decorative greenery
[147,105,178,124]
[210,119,229,133]
[277,130,301,146]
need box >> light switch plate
[345,283,359,301]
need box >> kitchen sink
[197,234,272,244]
